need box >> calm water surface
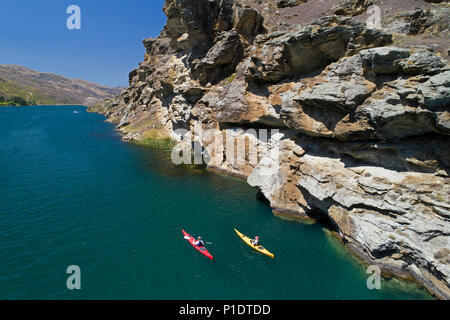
[0,106,433,299]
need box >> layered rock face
[90,0,450,299]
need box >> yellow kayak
[234,229,274,258]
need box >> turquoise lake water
[0,106,433,299]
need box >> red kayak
[182,229,213,260]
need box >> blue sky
[0,0,167,87]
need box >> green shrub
[135,138,176,150]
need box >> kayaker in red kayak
[193,236,205,247]
[182,230,213,260]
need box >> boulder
[418,70,450,110]
[276,0,306,9]
[192,31,244,85]
[333,0,373,17]
[246,16,391,82]
[383,8,450,37]
[399,50,449,75]
[233,6,265,36]
[359,47,411,75]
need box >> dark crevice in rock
[371,248,399,260]
[296,184,334,213]
[307,208,339,232]
[423,230,450,242]
[256,190,271,205]
[347,204,401,219]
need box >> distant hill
[0,65,123,106]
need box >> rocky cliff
[89,0,450,299]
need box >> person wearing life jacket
[250,236,260,246]
[193,236,205,247]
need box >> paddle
[184,236,213,245]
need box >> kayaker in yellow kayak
[250,236,260,246]
[235,229,274,258]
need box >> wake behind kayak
[182,229,213,260]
